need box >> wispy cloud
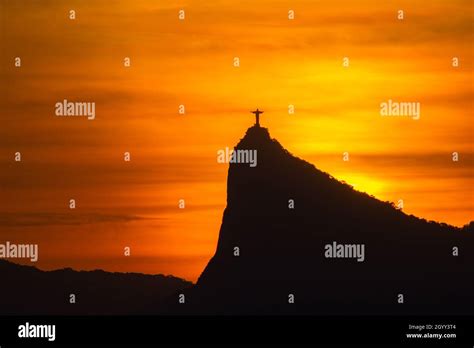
[0,212,154,227]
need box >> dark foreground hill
[0,260,191,315]
[176,125,474,315]
[1,125,472,315]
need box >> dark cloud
[0,212,154,227]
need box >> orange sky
[0,0,472,281]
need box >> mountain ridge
[189,125,473,314]
[0,259,192,315]
[1,125,472,315]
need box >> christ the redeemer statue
[251,109,264,127]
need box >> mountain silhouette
[1,125,472,315]
[177,125,473,315]
[0,260,191,315]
